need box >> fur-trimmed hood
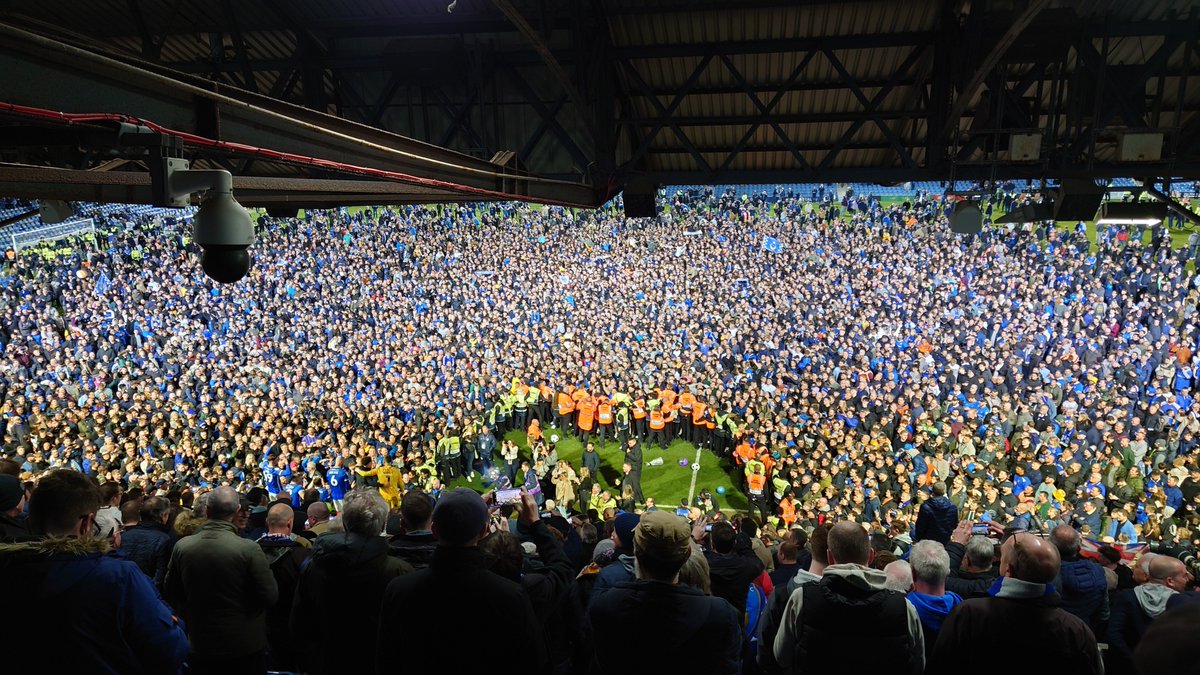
[173,510,207,537]
[0,536,117,598]
[0,535,111,557]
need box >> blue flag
[94,271,112,296]
[762,236,785,253]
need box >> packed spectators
[1,184,1199,673]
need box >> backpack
[744,583,767,658]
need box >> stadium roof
[0,0,1198,209]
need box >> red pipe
[0,101,602,208]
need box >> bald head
[1148,556,1190,591]
[827,522,872,566]
[266,503,294,533]
[206,487,240,521]
[307,502,330,525]
[1000,532,1060,584]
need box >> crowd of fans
[1,184,1200,673]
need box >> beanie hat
[0,474,23,512]
[432,488,489,546]
[613,512,641,552]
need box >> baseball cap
[432,488,489,546]
[633,511,692,567]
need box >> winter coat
[1106,584,1178,674]
[388,530,437,570]
[1054,557,1109,632]
[291,532,412,675]
[164,519,279,659]
[515,519,577,673]
[758,567,822,675]
[914,495,958,545]
[929,577,1102,675]
[378,545,547,675]
[120,522,173,588]
[944,541,999,598]
[257,535,311,670]
[0,511,30,542]
[706,537,767,620]
[772,563,925,675]
[590,580,743,675]
[589,550,637,608]
[552,466,578,506]
[0,536,188,674]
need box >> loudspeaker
[949,200,983,235]
[1116,132,1164,162]
[1009,133,1042,161]
[1053,179,1105,222]
[624,190,657,218]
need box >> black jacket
[944,541,998,598]
[257,535,311,670]
[914,496,958,545]
[120,522,173,588]
[589,580,742,675]
[378,546,547,675]
[706,538,765,619]
[388,531,437,570]
[291,532,412,675]
[1106,586,1175,675]
[930,584,1102,675]
[515,520,576,673]
[0,512,29,542]
[1054,557,1109,633]
[165,519,279,660]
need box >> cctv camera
[192,192,256,284]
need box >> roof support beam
[504,64,591,173]
[1140,183,1200,228]
[220,0,258,94]
[436,71,490,148]
[822,47,919,169]
[611,32,934,59]
[938,0,1051,144]
[520,94,568,163]
[619,55,714,172]
[717,52,815,171]
[490,0,589,137]
[368,71,405,126]
[818,44,929,171]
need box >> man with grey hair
[884,559,913,592]
[905,540,962,657]
[165,486,279,675]
[290,489,412,675]
[945,521,999,598]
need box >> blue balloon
[716,486,727,495]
